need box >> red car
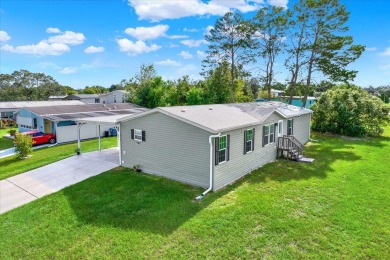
[15,130,56,146]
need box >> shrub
[9,129,17,136]
[312,86,390,137]
[14,134,34,159]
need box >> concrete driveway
[0,148,119,214]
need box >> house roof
[100,90,127,96]
[64,94,100,99]
[0,100,84,111]
[119,101,312,134]
[20,103,148,122]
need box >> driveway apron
[0,148,119,214]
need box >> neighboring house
[100,90,127,104]
[63,94,100,104]
[271,89,284,97]
[283,96,317,108]
[61,90,128,104]
[0,100,84,119]
[118,102,312,191]
[15,103,147,143]
[48,95,67,101]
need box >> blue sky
[0,0,389,89]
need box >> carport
[75,114,127,165]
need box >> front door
[44,119,51,133]
[278,120,283,137]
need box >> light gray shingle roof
[0,100,84,111]
[120,101,312,133]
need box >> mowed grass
[1,126,389,258]
[0,137,117,180]
[0,127,16,150]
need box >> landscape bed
[0,126,389,258]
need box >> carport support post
[77,123,81,155]
[98,124,101,151]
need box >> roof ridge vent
[181,109,186,112]
[209,107,213,110]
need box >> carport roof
[75,114,138,124]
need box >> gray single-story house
[118,102,312,192]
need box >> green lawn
[0,137,117,180]
[1,127,389,258]
[0,127,16,150]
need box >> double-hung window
[262,124,276,146]
[244,128,255,154]
[287,119,294,135]
[215,135,230,165]
[131,129,146,142]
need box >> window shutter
[215,137,219,166]
[227,135,230,161]
[131,129,134,140]
[262,126,265,147]
[252,128,255,151]
[274,123,278,142]
[142,130,146,141]
[243,130,247,154]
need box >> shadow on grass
[63,167,225,235]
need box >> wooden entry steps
[277,135,314,163]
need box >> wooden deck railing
[277,135,304,160]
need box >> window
[287,119,294,135]
[131,129,145,142]
[262,124,276,146]
[114,95,116,103]
[215,135,230,165]
[33,118,37,129]
[244,128,255,154]
[95,98,100,103]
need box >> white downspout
[196,132,221,200]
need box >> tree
[204,62,231,104]
[299,0,365,108]
[186,87,204,105]
[203,11,256,102]
[14,134,34,159]
[254,6,288,100]
[312,86,390,137]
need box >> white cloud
[366,47,377,52]
[117,38,161,55]
[128,0,264,22]
[1,29,85,56]
[60,67,78,74]
[266,0,288,8]
[196,50,207,59]
[177,64,198,76]
[184,28,199,32]
[47,31,86,45]
[46,27,61,34]
[125,24,168,40]
[204,26,214,36]
[84,45,105,54]
[155,59,181,66]
[0,31,11,42]
[166,34,189,39]
[1,42,70,56]
[37,62,62,70]
[179,51,193,59]
[181,39,208,47]
[380,47,390,56]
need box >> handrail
[277,136,303,160]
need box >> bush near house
[312,86,390,137]
[14,133,34,159]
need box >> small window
[219,135,227,163]
[134,129,142,141]
[287,119,294,135]
[244,128,255,154]
[270,124,275,143]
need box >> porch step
[298,157,314,163]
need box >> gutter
[196,132,221,200]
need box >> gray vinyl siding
[291,114,311,144]
[120,112,211,188]
[213,112,283,191]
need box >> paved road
[0,148,119,214]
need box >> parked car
[14,130,56,146]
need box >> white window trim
[269,124,275,144]
[264,125,270,146]
[287,119,293,135]
[134,129,142,141]
[218,135,227,164]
